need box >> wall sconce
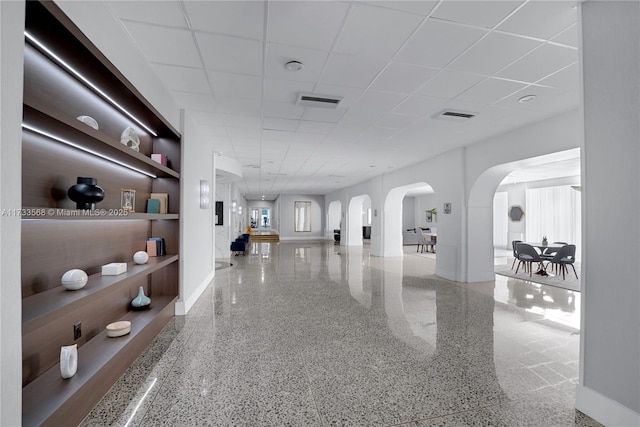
[200,180,210,209]
[238,206,243,215]
[231,200,237,213]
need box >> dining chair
[516,243,544,277]
[415,228,425,253]
[544,244,578,280]
[541,241,568,259]
[511,240,523,270]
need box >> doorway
[251,208,271,229]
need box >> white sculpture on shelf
[60,269,88,290]
[120,127,140,152]
[60,344,78,379]
[133,251,149,265]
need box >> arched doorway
[345,194,371,246]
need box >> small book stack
[146,237,165,257]
[151,153,168,166]
[146,193,168,214]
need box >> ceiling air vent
[433,110,477,121]
[297,93,343,109]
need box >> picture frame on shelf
[121,188,136,212]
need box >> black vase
[68,177,105,210]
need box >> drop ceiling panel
[297,121,336,134]
[263,79,315,104]
[333,3,423,60]
[350,90,406,113]
[302,108,348,123]
[417,70,485,99]
[376,113,417,129]
[152,64,210,93]
[171,91,217,111]
[107,1,187,28]
[183,1,264,40]
[312,85,365,109]
[196,32,263,75]
[431,1,524,29]
[446,32,542,76]
[207,71,262,100]
[497,1,577,39]
[455,77,527,104]
[537,63,579,90]
[497,85,564,110]
[266,1,350,50]
[551,24,579,48]
[370,63,439,94]
[264,44,329,83]
[262,117,299,132]
[227,127,261,138]
[320,53,387,88]
[368,1,439,16]
[497,43,578,83]
[262,101,304,120]
[393,95,447,116]
[122,21,201,67]
[395,19,487,68]
[210,96,262,116]
[223,114,262,129]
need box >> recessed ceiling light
[284,60,304,71]
[518,94,536,103]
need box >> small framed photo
[121,188,136,212]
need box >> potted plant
[542,235,548,246]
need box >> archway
[327,200,341,242]
[383,182,434,257]
[345,194,371,246]
[467,148,580,282]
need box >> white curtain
[525,186,581,259]
[493,192,508,249]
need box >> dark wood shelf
[23,255,179,334]
[22,295,177,427]
[23,95,180,179]
[21,208,179,220]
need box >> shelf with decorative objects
[21,2,181,426]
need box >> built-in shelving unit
[21,2,181,426]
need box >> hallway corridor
[81,241,600,426]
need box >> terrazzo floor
[80,241,600,427]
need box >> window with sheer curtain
[525,186,581,259]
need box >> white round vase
[61,269,88,290]
[60,344,78,379]
[133,251,149,265]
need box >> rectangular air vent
[297,93,343,109]
[433,110,477,121]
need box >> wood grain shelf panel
[23,255,178,333]
[22,295,176,427]
[21,208,179,220]
[23,96,179,179]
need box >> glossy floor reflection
[81,241,601,427]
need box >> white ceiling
[106,0,582,200]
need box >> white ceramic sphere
[61,269,88,290]
[133,251,149,265]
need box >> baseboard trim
[576,384,640,426]
[174,270,215,315]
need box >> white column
[577,2,640,425]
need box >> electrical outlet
[74,323,81,340]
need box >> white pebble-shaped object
[61,269,88,290]
[133,251,149,265]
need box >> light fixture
[24,31,157,137]
[22,124,156,178]
[200,180,210,209]
[518,94,536,103]
[284,60,304,71]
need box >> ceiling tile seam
[531,61,579,87]
[118,17,189,32]
[489,41,569,84]
[108,8,158,71]
[311,1,356,95]
[340,2,444,113]
[178,1,217,101]
[258,0,272,195]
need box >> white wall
[278,194,325,240]
[176,111,214,315]
[402,197,415,230]
[577,2,640,425]
[215,181,231,259]
[414,194,438,229]
[0,2,24,424]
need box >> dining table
[520,242,567,276]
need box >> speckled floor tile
[80,241,601,427]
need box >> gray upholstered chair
[515,243,543,277]
[511,240,523,270]
[544,244,578,279]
